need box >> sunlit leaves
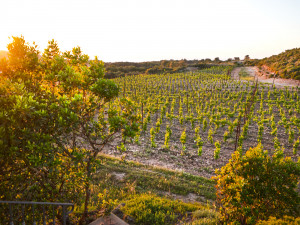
[214,144,300,224]
[0,36,140,215]
[90,79,119,102]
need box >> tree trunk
[80,159,91,224]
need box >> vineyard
[104,66,300,177]
[1,36,299,224]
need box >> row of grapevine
[107,66,299,160]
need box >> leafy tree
[244,55,250,61]
[6,36,39,75]
[214,57,220,62]
[214,144,300,224]
[0,36,140,223]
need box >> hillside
[104,59,223,78]
[247,48,300,80]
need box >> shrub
[186,209,220,225]
[187,217,219,225]
[121,193,202,225]
[214,144,300,224]
[257,216,300,225]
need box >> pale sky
[0,0,299,62]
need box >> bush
[214,144,300,224]
[186,209,220,225]
[121,193,203,225]
[257,216,300,224]
[187,217,219,225]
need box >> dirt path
[231,66,300,88]
[231,67,241,80]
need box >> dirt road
[231,66,300,88]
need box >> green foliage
[94,154,216,201]
[117,143,127,152]
[208,128,213,144]
[0,36,140,221]
[273,136,281,150]
[186,209,220,225]
[164,125,172,149]
[90,78,119,101]
[194,126,200,138]
[104,60,216,78]
[249,48,300,80]
[187,217,219,225]
[214,144,300,224]
[134,129,141,144]
[214,141,220,160]
[180,129,187,155]
[288,128,295,144]
[202,118,207,131]
[150,127,157,148]
[257,216,300,225]
[156,118,161,133]
[257,123,264,142]
[223,131,229,142]
[121,193,203,225]
[2,36,39,76]
[195,136,204,156]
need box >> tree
[0,36,140,223]
[244,55,250,61]
[0,36,40,82]
[214,144,300,224]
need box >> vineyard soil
[101,69,299,178]
[102,121,298,178]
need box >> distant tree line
[0,49,238,79]
[104,59,226,78]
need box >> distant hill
[0,50,8,60]
[247,48,300,80]
[104,59,225,78]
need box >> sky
[0,0,299,62]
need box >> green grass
[72,154,216,222]
[186,209,220,225]
[121,193,205,225]
[80,154,215,217]
[93,154,216,201]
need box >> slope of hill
[247,48,300,80]
[104,59,222,78]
